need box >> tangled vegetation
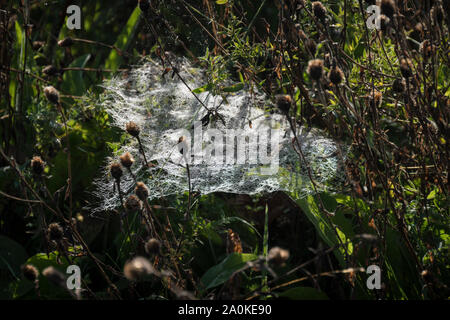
[0,0,448,300]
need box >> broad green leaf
[200,253,257,290]
[62,54,91,96]
[104,6,141,71]
[0,235,28,276]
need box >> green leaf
[104,6,141,71]
[0,235,28,276]
[193,83,213,94]
[216,0,228,4]
[222,83,244,93]
[277,287,329,300]
[62,54,91,96]
[200,253,258,290]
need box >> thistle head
[47,222,64,242]
[312,2,327,21]
[124,195,141,212]
[126,121,140,137]
[43,86,60,105]
[135,182,149,201]
[123,256,154,281]
[328,65,344,85]
[110,162,123,181]
[275,94,292,114]
[120,152,135,168]
[31,156,45,175]
[307,59,324,81]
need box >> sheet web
[92,58,346,211]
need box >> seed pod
[47,222,64,241]
[135,182,149,201]
[328,65,344,85]
[110,162,123,181]
[399,58,413,78]
[22,264,39,282]
[312,2,327,21]
[120,152,135,168]
[124,195,141,212]
[419,40,435,59]
[123,256,155,281]
[43,86,60,105]
[126,121,140,137]
[275,94,292,114]
[57,37,73,47]
[307,59,324,81]
[144,238,161,255]
[369,90,383,107]
[42,266,66,287]
[31,156,45,175]
[268,247,290,265]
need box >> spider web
[91,57,347,212]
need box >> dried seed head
[312,2,327,21]
[399,58,413,78]
[275,94,292,114]
[42,266,66,287]
[135,182,149,201]
[47,222,64,241]
[22,264,39,282]
[392,78,406,93]
[119,152,135,168]
[126,121,140,137]
[380,0,396,18]
[144,238,161,255]
[377,14,390,32]
[32,41,45,50]
[307,59,324,81]
[370,90,383,107]
[328,65,344,85]
[43,86,60,105]
[138,0,150,12]
[42,65,58,76]
[123,256,154,281]
[125,195,141,212]
[412,23,424,41]
[419,40,435,59]
[110,162,123,180]
[57,37,73,47]
[298,29,307,40]
[268,247,290,265]
[31,156,45,175]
